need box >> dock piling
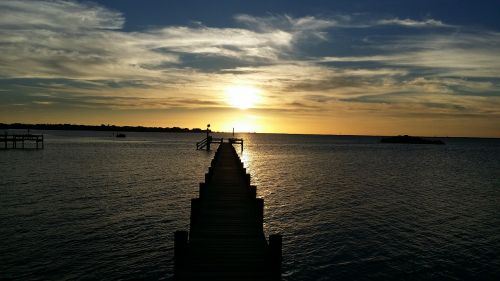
[190,198,200,225]
[269,234,282,279]
[174,231,189,275]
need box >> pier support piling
[269,234,282,279]
[190,198,200,225]
[174,231,189,275]
[256,198,264,230]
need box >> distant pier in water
[1,133,44,149]
[174,141,281,280]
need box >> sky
[0,0,499,137]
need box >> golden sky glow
[0,1,499,137]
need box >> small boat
[381,135,444,145]
[115,133,126,138]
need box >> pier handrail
[211,137,223,144]
[196,137,223,150]
[196,137,208,150]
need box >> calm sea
[1,131,499,280]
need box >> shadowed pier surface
[174,143,281,280]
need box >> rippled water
[1,131,499,280]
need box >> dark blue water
[1,131,499,280]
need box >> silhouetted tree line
[0,123,204,133]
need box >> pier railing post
[249,185,257,198]
[269,234,282,280]
[199,182,206,198]
[245,174,251,187]
[174,230,189,276]
[206,135,212,151]
[256,198,264,231]
[190,198,200,225]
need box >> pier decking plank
[174,143,281,281]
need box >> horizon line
[1,122,499,140]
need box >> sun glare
[222,114,261,133]
[225,85,261,110]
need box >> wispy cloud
[148,25,294,60]
[33,101,54,105]
[376,18,452,28]
[0,4,328,82]
[0,0,124,30]
[322,32,500,79]
[235,14,338,31]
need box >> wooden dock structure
[1,133,44,149]
[174,142,281,280]
[196,137,243,151]
[196,136,223,151]
[196,124,244,151]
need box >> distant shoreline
[1,123,498,139]
[0,123,204,133]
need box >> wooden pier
[196,125,244,151]
[196,137,243,151]
[196,136,223,151]
[174,142,281,280]
[1,134,44,149]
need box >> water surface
[1,131,499,280]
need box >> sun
[225,85,261,110]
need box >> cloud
[0,0,124,30]
[321,31,500,79]
[0,4,325,81]
[235,14,337,32]
[0,0,499,127]
[236,14,454,32]
[386,34,500,78]
[9,90,224,110]
[376,18,451,28]
[33,101,54,105]
[149,25,294,59]
[235,14,344,41]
